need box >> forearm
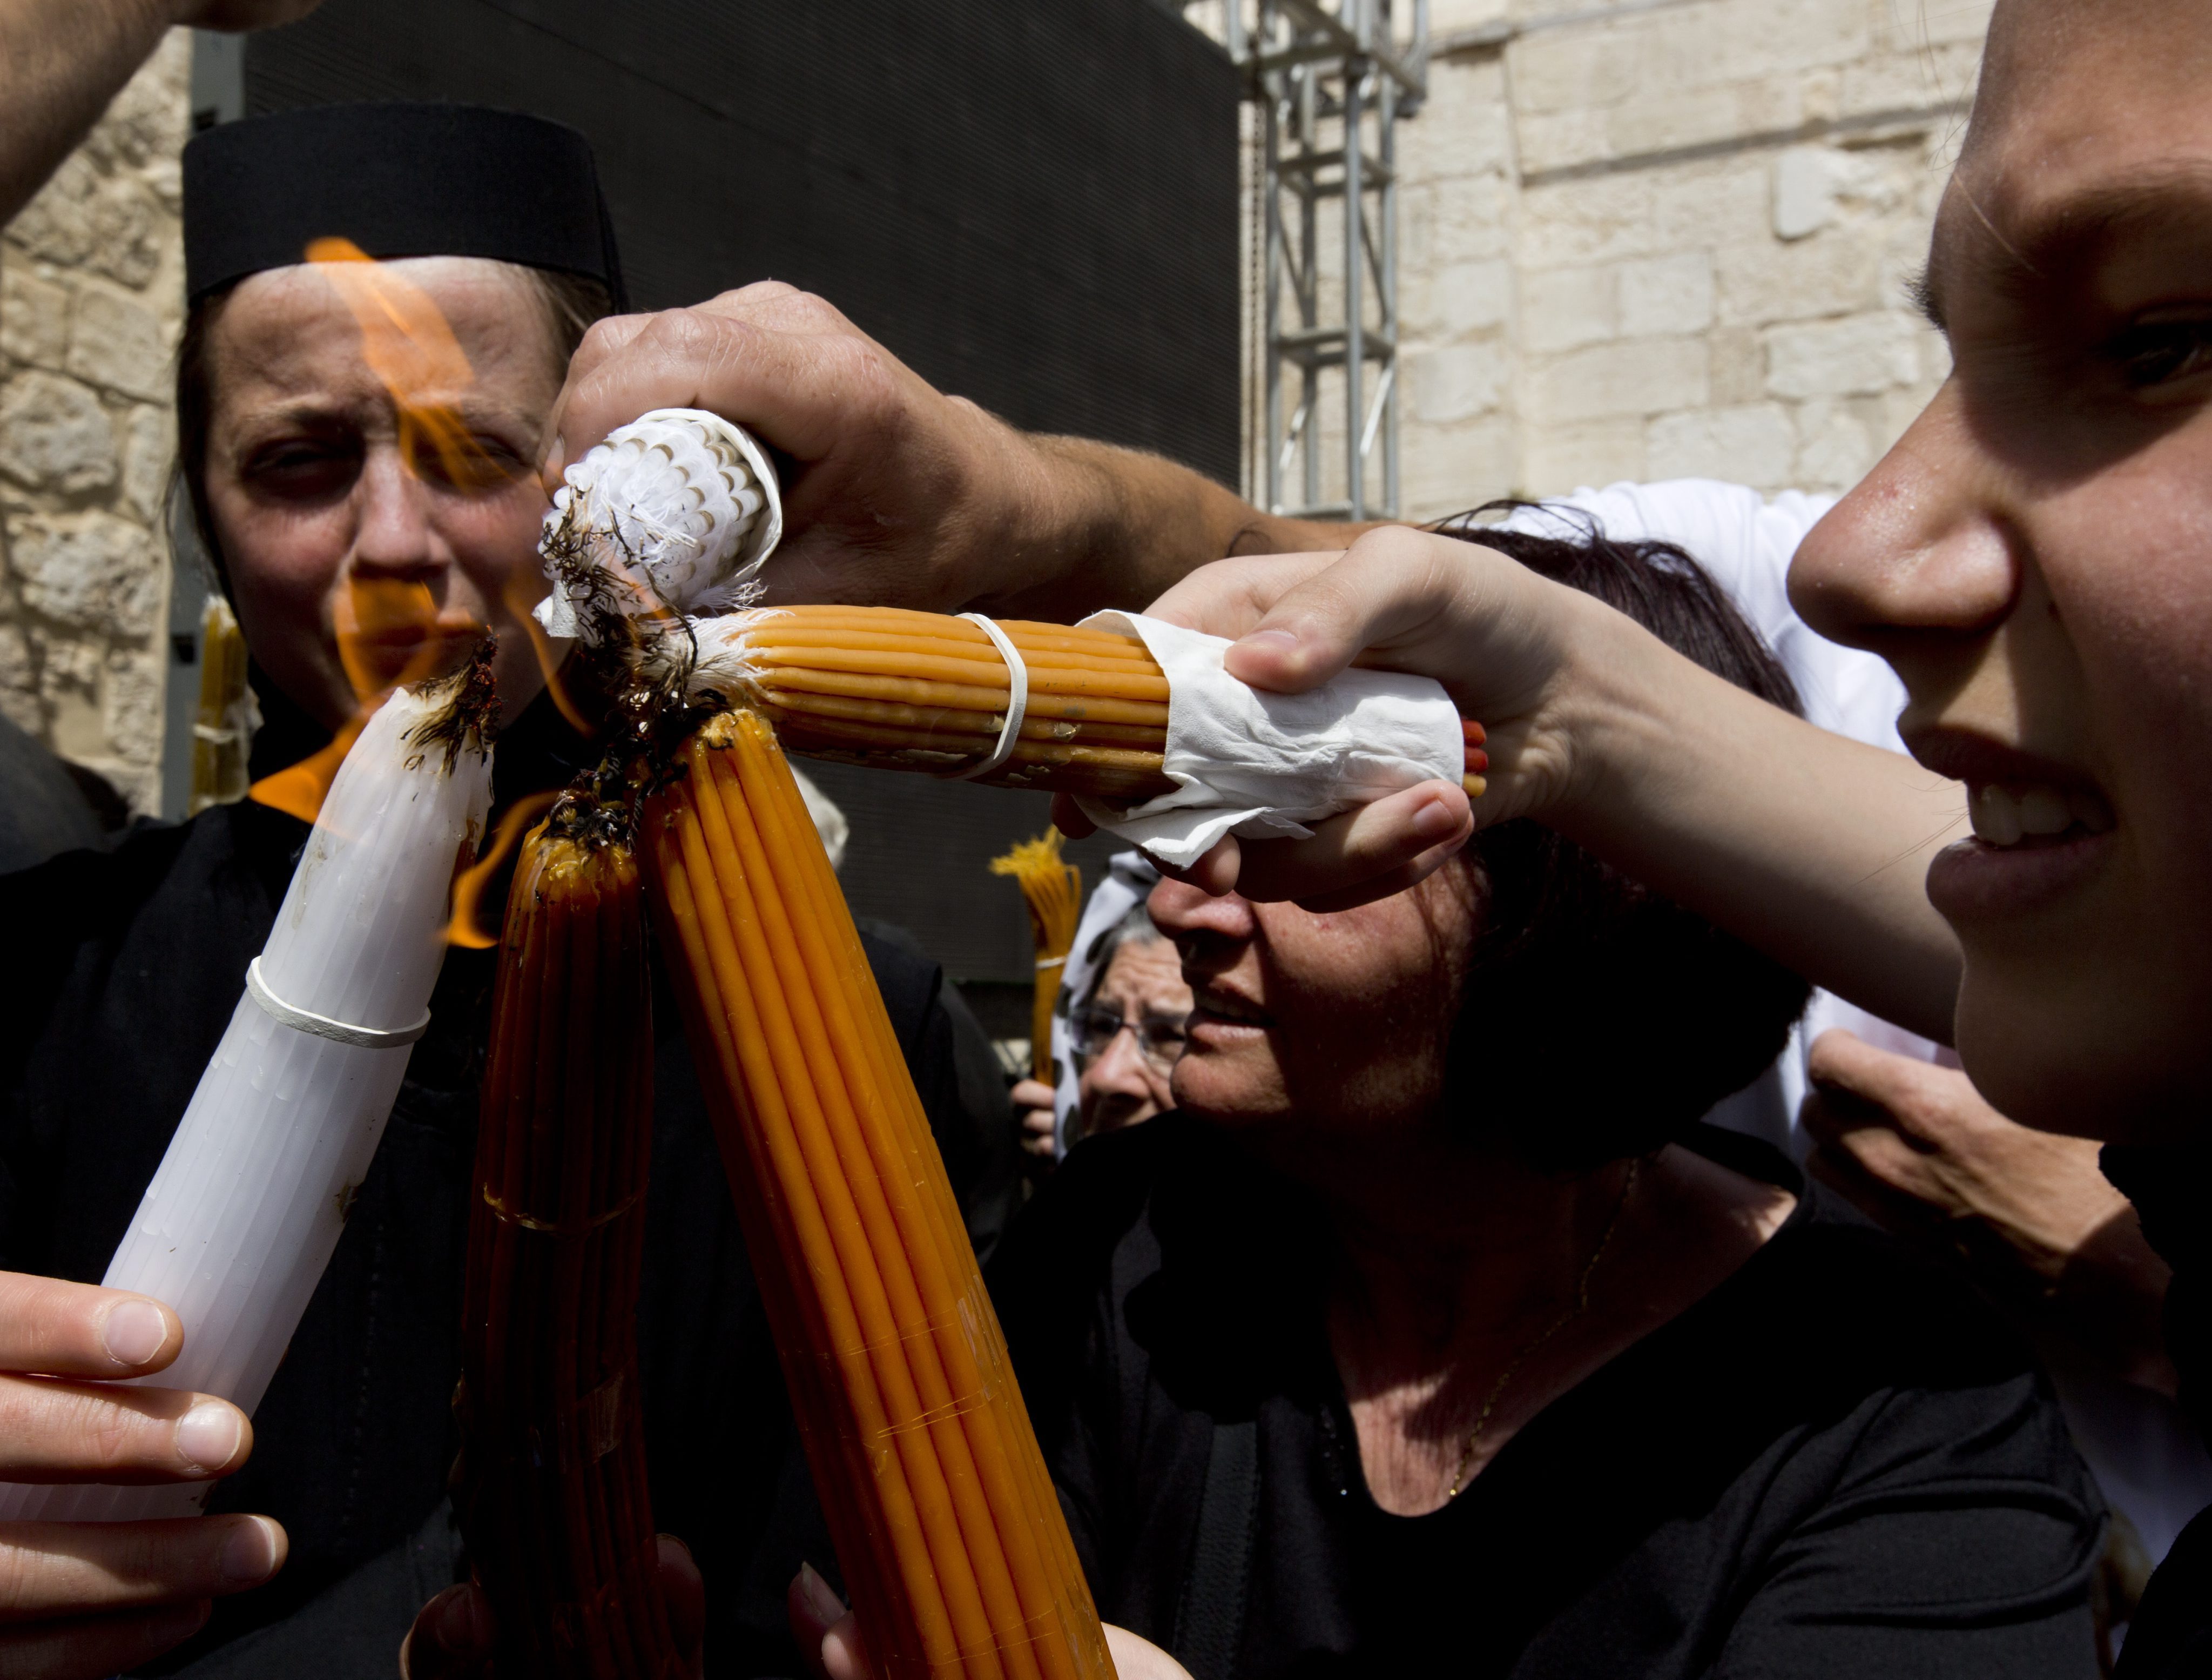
[974,433,1364,621]
[0,0,174,225]
[1559,604,1966,1040]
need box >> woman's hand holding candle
[0,1271,284,1679]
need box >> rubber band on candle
[949,613,1028,780]
[480,1185,644,1236]
[246,957,430,1048]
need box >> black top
[0,713,104,871]
[0,779,1014,1676]
[992,1115,2103,1680]
[2099,1144,2212,1679]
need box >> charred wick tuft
[404,635,503,772]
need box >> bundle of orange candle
[642,707,1115,1680]
[990,832,1082,1084]
[456,816,684,1679]
[694,604,1489,800]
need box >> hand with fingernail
[785,1564,1193,1680]
[0,1271,284,1678]
[541,284,1367,630]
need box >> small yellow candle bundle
[642,709,1115,1680]
[689,604,1488,803]
[189,596,255,815]
[456,819,682,1678]
[990,832,1082,1084]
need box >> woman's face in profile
[200,256,563,732]
[1790,0,2212,1143]
[1146,861,1476,1150]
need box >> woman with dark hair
[982,526,2103,1679]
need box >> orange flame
[504,569,595,738]
[302,237,512,493]
[249,575,485,825]
[249,241,514,826]
[446,794,562,949]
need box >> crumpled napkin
[1070,611,1464,869]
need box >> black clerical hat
[183,103,627,309]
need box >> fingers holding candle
[0,1511,284,1677]
[0,1379,252,1484]
[0,1275,181,1381]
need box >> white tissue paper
[536,407,783,640]
[1070,611,1465,869]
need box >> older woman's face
[1789,0,2212,1144]
[1148,862,1475,1145]
[201,257,561,731]
[1074,937,1192,1140]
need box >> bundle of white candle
[0,670,493,1521]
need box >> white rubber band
[951,613,1029,780]
[246,957,431,1050]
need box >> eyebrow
[230,393,537,436]
[1928,165,2212,324]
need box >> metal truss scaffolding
[1228,1,1427,520]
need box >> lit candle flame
[445,792,562,950]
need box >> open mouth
[1929,781,2119,923]
[1965,782,2115,849]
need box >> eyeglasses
[1069,1003,1190,1074]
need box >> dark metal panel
[241,0,1238,481]
[239,0,1231,984]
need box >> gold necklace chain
[1443,1158,1641,1500]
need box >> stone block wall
[1206,0,1993,520]
[0,31,191,814]
[1402,0,1992,515]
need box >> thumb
[1219,558,1388,695]
[1215,525,1482,696]
[1805,1027,1937,1113]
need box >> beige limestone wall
[0,31,192,815]
[1402,0,1993,519]
[1208,0,1993,520]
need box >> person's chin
[1954,967,2212,1147]
[1169,1065,1285,1132]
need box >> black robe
[2101,1144,2212,1678]
[0,696,1016,1677]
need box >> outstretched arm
[544,282,1360,620]
[1120,529,1966,1041]
[0,0,323,226]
